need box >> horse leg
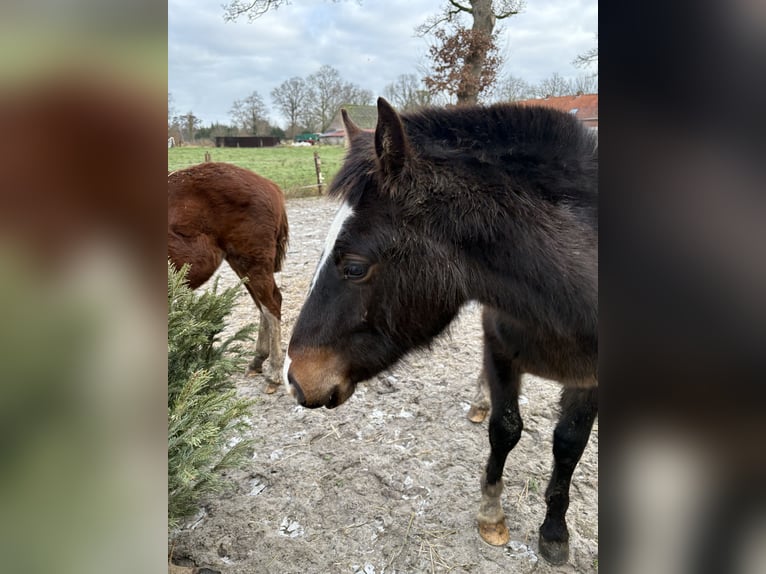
[243,284,270,376]
[227,256,282,392]
[476,340,523,546]
[538,387,598,564]
[262,279,284,389]
[467,365,490,423]
[243,270,283,392]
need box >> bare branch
[447,0,472,15]
[416,5,466,37]
[494,0,525,20]
[495,7,522,19]
[222,0,289,23]
[573,46,598,67]
[222,0,358,23]
[573,34,598,72]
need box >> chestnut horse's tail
[274,209,289,273]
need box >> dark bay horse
[284,98,597,564]
[168,162,289,391]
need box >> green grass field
[168,145,348,197]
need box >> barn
[215,136,281,148]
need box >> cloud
[169,0,597,126]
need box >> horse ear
[341,109,361,141]
[375,97,409,176]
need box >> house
[514,93,598,131]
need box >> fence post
[204,151,211,162]
[314,151,324,195]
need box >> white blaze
[309,201,355,293]
[283,353,293,395]
[286,201,355,395]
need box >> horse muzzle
[284,348,355,409]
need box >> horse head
[284,98,466,408]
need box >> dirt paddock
[171,196,598,573]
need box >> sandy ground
[171,196,598,573]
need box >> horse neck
[422,200,597,337]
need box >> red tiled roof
[514,93,598,126]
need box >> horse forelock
[327,134,379,208]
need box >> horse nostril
[287,373,305,406]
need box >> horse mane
[330,103,598,212]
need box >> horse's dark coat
[168,162,289,386]
[285,98,597,563]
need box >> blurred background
[602,0,766,572]
[0,1,166,572]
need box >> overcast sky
[168,0,597,127]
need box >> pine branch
[167,262,257,530]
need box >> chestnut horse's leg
[538,387,597,564]
[239,269,283,392]
[262,279,284,388]
[476,322,523,547]
[243,283,270,375]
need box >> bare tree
[271,77,311,138]
[175,111,201,143]
[339,84,374,107]
[420,0,525,105]
[222,0,357,22]
[305,66,342,132]
[534,72,574,98]
[299,91,322,134]
[304,65,371,132]
[383,74,433,111]
[230,92,268,135]
[495,74,535,101]
[573,74,598,95]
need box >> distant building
[514,93,598,131]
[215,136,281,148]
[317,129,346,146]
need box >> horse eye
[343,261,369,281]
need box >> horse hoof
[263,381,280,394]
[478,520,510,546]
[467,404,489,423]
[538,534,569,565]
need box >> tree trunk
[457,0,495,105]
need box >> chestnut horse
[284,98,597,564]
[168,162,289,390]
